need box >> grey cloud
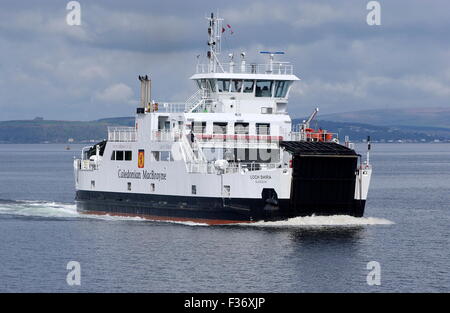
[0,0,449,121]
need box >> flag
[138,149,145,168]
[227,24,234,34]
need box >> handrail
[108,127,137,142]
[196,62,293,75]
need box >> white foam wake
[243,215,394,227]
[0,200,206,225]
[0,201,393,227]
[0,200,79,218]
[0,200,143,222]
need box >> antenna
[206,12,224,72]
[260,51,285,73]
[259,51,285,55]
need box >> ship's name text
[118,169,167,181]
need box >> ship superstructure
[74,14,372,224]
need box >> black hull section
[75,190,366,224]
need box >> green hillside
[0,116,449,143]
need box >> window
[261,107,273,114]
[217,79,230,92]
[274,81,290,97]
[150,183,155,192]
[230,80,242,92]
[192,121,206,134]
[235,122,249,135]
[152,151,160,161]
[160,151,172,162]
[90,180,95,189]
[256,123,270,135]
[111,150,132,161]
[223,185,230,197]
[232,148,280,163]
[243,80,255,93]
[127,182,132,191]
[208,79,216,92]
[255,80,273,97]
[213,122,227,134]
[196,79,208,89]
[116,150,124,161]
[151,151,172,162]
[191,185,197,195]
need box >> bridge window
[208,79,216,92]
[230,80,242,92]
[196,79,217,92]
[243,80,255,93]
[274,81,290,97]
[217,79,230,92]
[255,80,273,97]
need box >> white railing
[195,134,283,145]
[290,131,336,142]
[290,132,307,142]
[108,127,137,142]
[157,103,188,113]
[75,159,98,171]
[151,130,182,142]
[180,132,198,163]
[186,161,281,174]
[196,62,294,75]
[186,88,206,113]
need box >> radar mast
[206,12,224,73]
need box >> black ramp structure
[280,141,364,217]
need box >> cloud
[94,83,135,105]
[0,0,450,121]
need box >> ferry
[73,14,372,225]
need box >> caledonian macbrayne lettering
[118,169,167,181]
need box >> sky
[0,0,449,121]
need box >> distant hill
[292,119,449,142]
[0,115,449,144]
[0,118,133,144]
[321,107,450,128]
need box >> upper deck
[195,62,294,76]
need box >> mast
[206,12,223,73]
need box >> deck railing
[108,127,137,142]
[151,130,182,142]
[186,161,281,174]
[196,63,294,75]
[157,103,188,113]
